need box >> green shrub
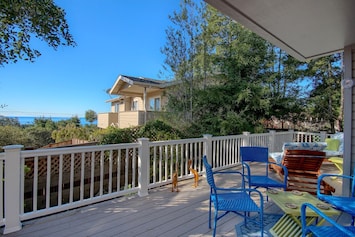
[137,120,183,141]
[99,127,138,144]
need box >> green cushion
[325,138,340,151]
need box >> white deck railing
[0,130,329,234]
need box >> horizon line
[1,111,84,117]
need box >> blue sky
[0,1,180,117]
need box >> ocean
[7,116,97,126]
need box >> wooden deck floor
[2,163,351,237]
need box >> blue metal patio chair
[240,146,288,193]
[202,156,264,237]
[317,170,355,225]
[301,203,355,237]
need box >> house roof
[109,75,170,97]
[204,0,355,61]
[105,96,123,103]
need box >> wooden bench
[270,149,335,195]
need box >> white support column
[138,138,149,197]
[3,145,23,234]
[343,45,354,196]
[143,87,147,125]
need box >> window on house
[114,103,119,112]
[132,100,138,111]
[149,97,161,111]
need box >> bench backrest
[282,149,325,175]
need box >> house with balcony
[97,75,172,128]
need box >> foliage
[137,120,184,141]
[161,0,206,122]
[85,110,97,124]
[163,3,271,135]
[306,54,342,133]
[24,126,54,148]
[56,116,81,128]
[264,48,308,127]
[0,117,50,148]
[51,123,94,143]
[0,0,76,65]
[0,115,20,126]
[99,126,138,145]
[33,117,58,130]
[99,120,185,145]
[0,116,100,148]
[187,82,268,136]
[161,2,342,134]
[0,125,31,147]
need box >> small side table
[267,190,340,237]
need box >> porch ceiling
[204,0,355,61]
[111,84,162,97]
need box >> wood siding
[97,112,118,128]
[99,88,168,128]
[118,111,140,128]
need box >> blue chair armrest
[268,162,288,177]
[317,174,354,197]
[241,162,252,187]
[214,170,244,176]
[318,173,353,181]
[242,161,288,190]
[270,162,288,186]
[301,203,354,237]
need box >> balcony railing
[0,130,329,234]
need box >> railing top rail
[295,131,324,135]
[150,137,205,146]
[272,131,294,135]
[211,131,296,141]
[211,134,244,140]
[247,132,272,137]
[20,143,140,158]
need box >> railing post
[320,131,327,141]
[203,134,213,167]
[242,132,251,146]
[3,145,23,234]
[269,130,276,152]
[138,138,149,197]
[288,129,295,142]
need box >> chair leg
[213,211,218,237]
[260,212,264,237]
[209,198,212,229]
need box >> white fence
[0,130,329,234]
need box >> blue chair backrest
[240,146,268,162]
[202,156,216,190]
